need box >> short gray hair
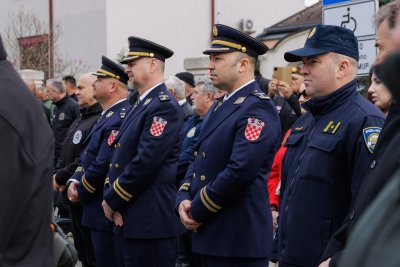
[196,78,217,96]
[375,1,399,29]
[165,76,185,98]
[46,78,65,93]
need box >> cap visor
[284,47,330,62]
[92,72,107,77]
[203,47,236,55]
[120,56,140,64]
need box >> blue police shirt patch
[363,127,381,154]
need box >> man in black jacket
[52,72,102,267]
[319,2,400,266]
[0,35,55,267]
[47,78,80,167]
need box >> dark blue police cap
[284,24,359,62]
[203,24,269,58]
[93,56,129,85]
[120,36,174,64]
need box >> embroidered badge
[187,127,196,138]
[150,116,168,137]
[244,118,265,141]
[107,130,119,146]
[363,127,381,154]
[59,112,65,120]
[323,121,342,134]
[144,98,152,106]
[106,111,114,118]
[72,130,82,144]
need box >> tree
[4,5,88,79]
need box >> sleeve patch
[244,118,265,141]
[150,116,167,136]
[108,130,119,146]
[363,127,381,154]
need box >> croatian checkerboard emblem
[108,130,119,146]
[363,127,381,154]
[150,116,168,137]
[244,118,265,141]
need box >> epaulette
[159,92,170,101]
[120,108,127,119]
[252,90,270,100]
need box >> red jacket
[268,129,291,209]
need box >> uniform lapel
[83,99,128,145]
[196,82,254,146]
[116,84,164,140]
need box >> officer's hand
[67,181,79,202]
[319,258,331,267]
[113,211,123,227]
[268,79,278,97]
[178,200,202,231]
[277,80,293,99]
[272,210,279,232]
[102,200,114,222]
[52,174,60,191]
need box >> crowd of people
[1,1,400,267]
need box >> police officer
[52,73,102,267]
[176,24,280,267]
[67,56,130,267]
[275,25,386,267]
[0,35,54,267]
[101,37,184,267]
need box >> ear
[149,58,157,73]
[206,91,213,102]
[337,58,350,77]
[238,56,250,73]
[109,80,118,93]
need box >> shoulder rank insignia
[106,111,114,118]
[144,98,152,106]
[159,93,170,101]
[363,127,381,154]
[252,91,270,100]
[323,121,341,134]
[120,108,126,119]
[234,97,246,105]
[293,126,307,132]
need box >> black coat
[52,95,80,166]
[0,36,55,267]
[180,100,195,121]
[54,102,102,186]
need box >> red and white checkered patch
[150,116,168,137]
[244,118,265,141]
[108,130,119,146]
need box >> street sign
[357,38,376,76]
[323,0,377,38]
[323,0,350,6]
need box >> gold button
[114,144,117,148]
[200,175,206,181]
[118,143,121,148]
[194,151,198,156]
[202,152,206,158]
[115,164,119,168]
[193,173,196,178]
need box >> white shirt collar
[139,82,163,101]
[101,98,127,116]
[223,79,255,102]
[178,99,187,106]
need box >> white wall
[106,0,212,77]
[215,0,305,36]
[54,0,106,75]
